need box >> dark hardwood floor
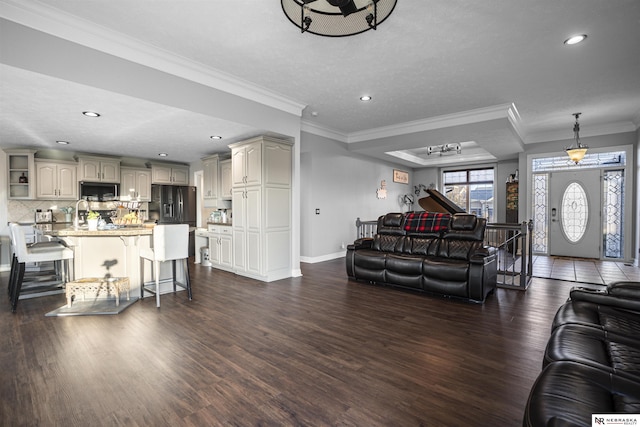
[1,258,580,426]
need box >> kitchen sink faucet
[74,198,90,229]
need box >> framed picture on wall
[393,169,409,184]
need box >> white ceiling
[1,0,639,166]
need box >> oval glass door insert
[561,182,589,243]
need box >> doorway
[548,169,601,258]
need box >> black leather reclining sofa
[523,281,640,427]
[346,211,497,303]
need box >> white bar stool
[8,223,74,312]
[139,224,192,308]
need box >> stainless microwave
[79,181,120,201]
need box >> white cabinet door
[219,234,233,270]
[152,165,172,184]
[101,160,120,182]
[231,148,246,186]
[245,187,261,275]
[121,168,151,201]
[136,169,151,201]
[79,159,100,181]
[120,169,136,199]
[202,157,218,200]
[245,143,262,186]
[171,166,189,185]
[232,187,246,272]
[35,163,57,199]
[57,164,78,199]
[209,235,221,265]
[220,160,232,200]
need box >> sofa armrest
[348,238,373,250]
[608,281,640,299]
[570,283,640,311]
[469,246,494,264]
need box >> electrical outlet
[315,208,320,215]
[341,242,345,249]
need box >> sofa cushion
[523,361,640,427]
[403,236,439,256]
[385,254,424,290]
[372,234,405,253]
[544,324,640,381]
[437,240,482,260]
[377,213,406,235]
[353,249,387,270]
[423,257,469,282]
[404,212,451,234]
[445,215,486,241]
[552,300,640,338]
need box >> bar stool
[8,223,74,312]
[139,224,192,308]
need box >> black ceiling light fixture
[281,0,397,37]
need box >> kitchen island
[38,224,188,299]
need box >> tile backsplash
[7,200,74,223]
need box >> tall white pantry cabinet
[229,136,292,282]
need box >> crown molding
[0,0,306,117]
[524,120,638,144]
[301,120,349,142]
[345,103,520,143]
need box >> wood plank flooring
[1,258,600,426]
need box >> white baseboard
[300,251,345,264]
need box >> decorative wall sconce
[376,180,387,199]
[426,143,462,156]
[400,193,414,210]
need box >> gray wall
[300,132,417,261]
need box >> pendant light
[565,113,588,164]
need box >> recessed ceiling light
[210,135,222,140]
[158,153,168,157]
[360,95,372,101]
[82,111,101,117]
[564,34,587,45]
[56,140,70,145]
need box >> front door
[548,169,601,258]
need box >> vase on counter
[65,213,72,223]
[87,218,98,231]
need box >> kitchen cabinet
[5,149,36,199]
[120,167,151,201]
[78,156,120,182]
[229,136,292,282]
[231,141,262,187]
[35,160,78,200]
[202,155,220,206]
[207,224,233,272]
[220,159,232,200]
[151,163,189,185]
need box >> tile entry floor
[531,255,640,285]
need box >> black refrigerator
[149,185,197,256]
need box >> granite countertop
[39,223,153,237]
[207,221,232,226]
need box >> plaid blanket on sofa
[404,212,451,233]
